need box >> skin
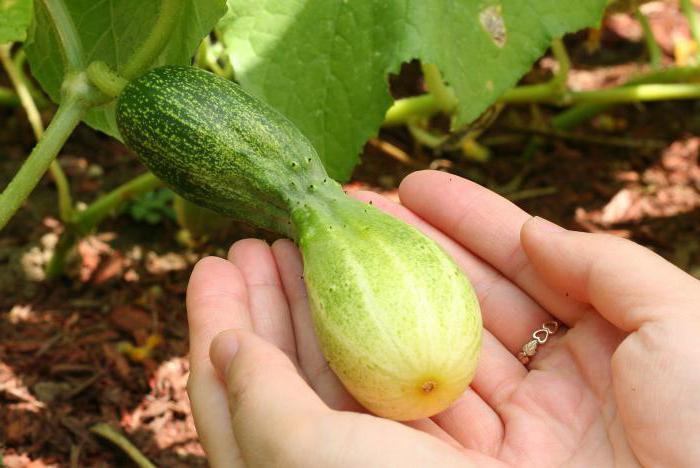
[186,170,700,468]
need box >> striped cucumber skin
[117,65,482,420]
[116,65,327,237]
[294,196,481,420]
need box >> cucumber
[116,65,482,421]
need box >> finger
[521,216,700,331]
[398,170,589,325]
[187,257,252,362]
[432,387,503,455]
[211,330,493,468]
[430,331,525,451]
[228,239,298,365]
[270,239,363,412]
[210,329,330,467]
[351,190,554,355]
[186,257,251,467]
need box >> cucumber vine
[3,0,700,279]
[0,0,186,277]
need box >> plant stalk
[45,172,162,278]
[87,61,128,98]
[121,0,183,80]
[43,0,85,71]
[549,38,571,91]
[86,0,183,100]
[386,38,571,125]
[552,65,700,129]
[12,49,49,108]
[421,63,457,112]
[635,8,662,69]
[564,83,700,103]
[0,96,86,230]
[74,172,162,234]
[384,94,443,127]
[0,44,74,222]
[386,74,700,128]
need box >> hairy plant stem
[76,172,162,234]
[87,61,128,98]
[121,0,183,80]
[385,39,571,126]
[549,38,571,92]
[43,0,85,70]
[385,67,700,128]
[384,94,442,126]
[0,45,73,222]
[12,49,48,108]
[552,65,700,129]
[45,172,162,278]
[0,95,87,230]
[635,8,662,69]
[86,0,183,99]
[421,63,457,112]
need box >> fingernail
[532,216,566,233]
[210,330,240,378]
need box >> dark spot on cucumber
[421,381,436,393]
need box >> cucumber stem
[421,63,457,112]
[0,44,74,222]
[45,172,163,278]
[0,95,86,230]
[73,172,162,234]
[552,64,700,129]
[86,0,183,100]
[43,0,86,71]
[549,38,571,92]
[121,0,183,80]
[385,71,700,128]
[384,94,442,127]
[87,61,128,98]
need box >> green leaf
[0,0,33,44]
[220,0,607,180]
[24,0,226,138]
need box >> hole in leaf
[479,5,506,48]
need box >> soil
[1,5,699,467]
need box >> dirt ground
[1,5,699,467]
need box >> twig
[367,138,425,168]
[90,423,156,468]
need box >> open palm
[187,171,700,468]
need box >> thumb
[210,329,328,466]
[520,216,700,331]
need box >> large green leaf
[0,0,33,44]
[220,0,607,180]
[24,0,226,138]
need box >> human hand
[186,170,700,467]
